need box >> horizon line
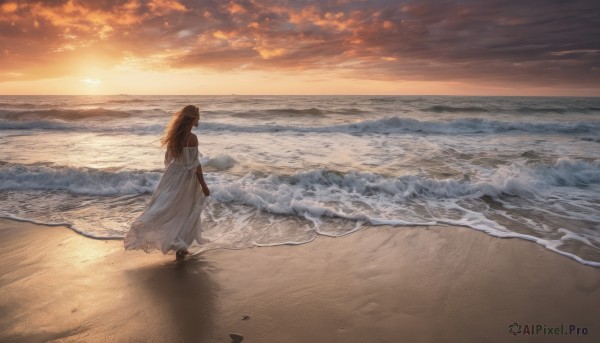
[1,94,599,98]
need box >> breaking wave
[3,158,598,199]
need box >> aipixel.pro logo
[509,322,589,336]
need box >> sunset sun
[82,78,101,85]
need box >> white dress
[124,146,205,253]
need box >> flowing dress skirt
[124,147,205,253]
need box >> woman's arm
[196,164,210,196]
[188,133,209,196]
[164,149,173,168]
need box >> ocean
[1,95,599,266]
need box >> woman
[124,105,210,260]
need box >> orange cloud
[147,0,187,14]
[256,47,285,59]
[0,0,598,93]
[227,2,246,15]
[1,2,18,13]
[212,30,229,40]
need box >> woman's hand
[196,164,210,196]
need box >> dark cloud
[0,0,599,90]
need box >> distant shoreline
[1,94,600,98]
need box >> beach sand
[1,218,599,343]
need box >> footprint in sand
[229,333,244,342]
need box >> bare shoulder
[185,133,198,147]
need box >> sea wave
[0,120,165,133]
[264,107,325,116]
[0,108,155,121]
[0,120,79,131]
[211,158,600,209]
[424,105,600,114]
[0,163,162,195]
[3,158,597,199]
[0,102,39,108]
[426,105,489,113]
[516,106,600,114]
[0,106,366,122]
[2,158,599,266]
[228,107,369,118]
[106,98,147,104]
[2,116,599,135]
[203,117,600,135]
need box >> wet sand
[1,218,599,342]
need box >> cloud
[1,0,599,89]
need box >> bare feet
[175,249,189,261]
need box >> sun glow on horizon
[1,70,594,96]
[82,78,101,85]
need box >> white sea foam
[208,159,600,222]
[0,163,161,195]
[3,158,599,265]
[3,158,598,201]
[205,154,237,170]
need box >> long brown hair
[160,105,199,158]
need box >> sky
[1,0,599,96]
